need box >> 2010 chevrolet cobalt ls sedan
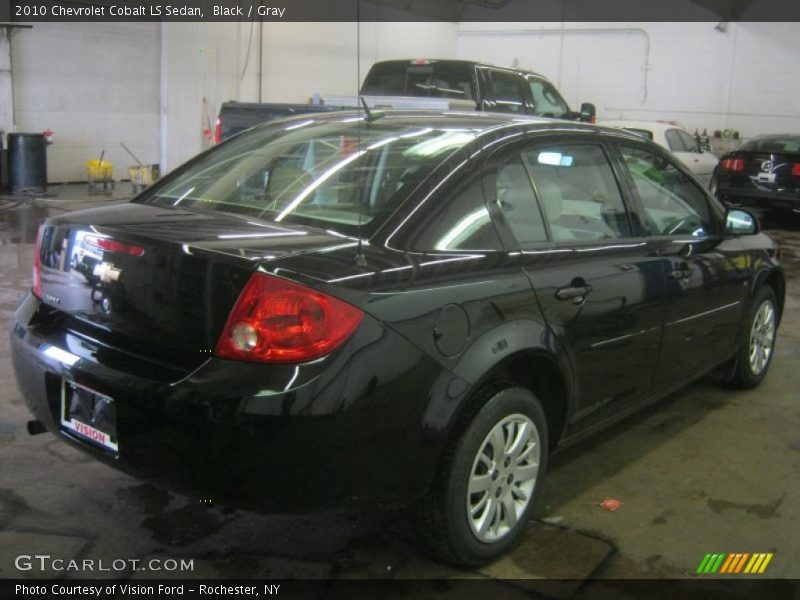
[12,111,784,566]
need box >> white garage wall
[10,21,799,181]
[161,21,458,170]
[11,23,160,182]
[160,22,243,172]
[457,22,800,137]
[253,22,458,103]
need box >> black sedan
[11,111,784,566]
[712,134,800,214]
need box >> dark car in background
[12,111,783,566]
[712,134,800,214]
[216,59,596,142]
[360,59,596,120]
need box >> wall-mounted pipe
[458,27,651,102]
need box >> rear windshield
[361,61,475,100]
[137,118,478,236]
[740,136,800,154]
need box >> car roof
[748,133,800,141]
[600,120,686,133]
[273,109,646,142]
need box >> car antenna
[360,96,375,123]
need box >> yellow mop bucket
[86,159,113,183]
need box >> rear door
[614,142,748,386]
[487,134,667,432]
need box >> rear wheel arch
[446,349,571,453]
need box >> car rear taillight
[32,224,43,298]
[720,157,745,172]
[215,272,364,364]
[84,235,145,257]
[792,163,800,177]
[214,117,222,144]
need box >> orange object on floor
[599,497,623,511]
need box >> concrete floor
[1,185,799,595]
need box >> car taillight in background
[83,235,145,257]
[720,157,745,172]
[32,224,43,298]
[215,272,364,364]
[214,117,222,144]
[792,163,800,177]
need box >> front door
[615,142,749,386]
[487,136,667,432]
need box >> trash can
[0,134,7,191]
[8,133,47,193]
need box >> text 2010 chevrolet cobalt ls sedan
[12,111,784,566]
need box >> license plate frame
[60,380,119,454]
[756,172,776,183]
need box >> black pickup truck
[215,59,596,142]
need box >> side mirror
[725,208,759,236]
[579,102,596,123]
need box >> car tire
[417,385,548,567]
[731,285,778,389]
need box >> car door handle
[555,283,593,302]
[669,263,693,280]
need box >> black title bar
[2,0,800,22]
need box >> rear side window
[522,145,632,242]
[361,61,475,100]
[489,70,527,114]
[619,145,713,237]
[495,156,548,245]
[410,175,502,252]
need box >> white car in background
[601,120,719,188]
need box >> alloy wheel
[466,414,540,543]
[749,299,776,375]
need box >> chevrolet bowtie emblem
[93,262,122,283]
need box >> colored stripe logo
[696,553,773,574]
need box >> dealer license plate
[60,380,119,454]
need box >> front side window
[138,120,479,237]
[489,70,527,114]
[676,129,700,152]
[522,144,632,242]
[527,78,569,118]
[619,145,713,237]
[665,129,687,152]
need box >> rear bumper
[717,188,800,212]
[11,293,460,512]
